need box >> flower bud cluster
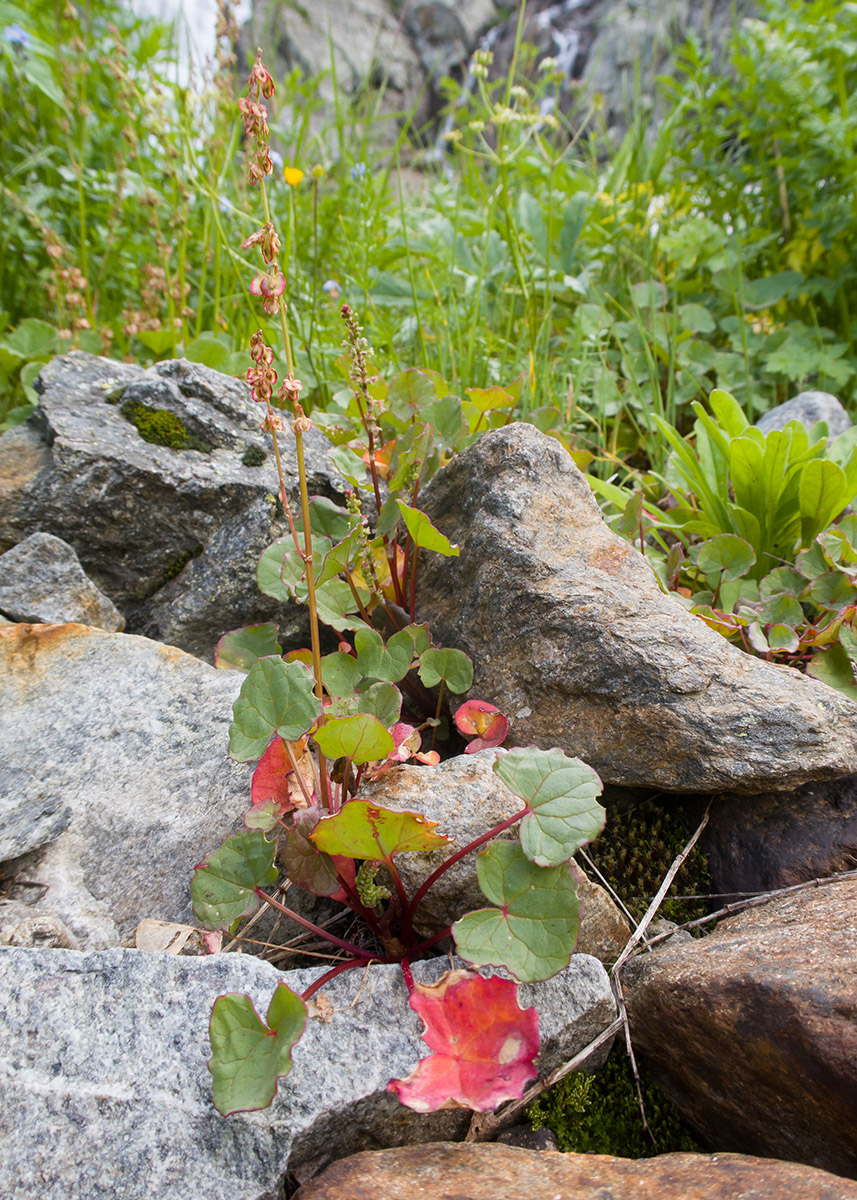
[247,330,277,404]
[240,49,275,185]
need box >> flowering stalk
[240,50,331,809]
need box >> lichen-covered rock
[0,623,250,947]
[363,750,630,963]
[0,353,344,656]
[0,947,616,1199]
[292,1142,857,1200]
[623,877,857,1177]
[0,532,124,630]
[416,423,857,794]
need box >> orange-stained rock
[624,877,857,1179]
[293,1142,857,1199]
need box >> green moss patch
[121,399,212,453]
[242,444,267,467]
[585,796,713,925]
[527,1044,701,1157]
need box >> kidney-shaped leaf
[311,800,450,861]
[493,746,605,866]
[695,534,756,582]
[419,647,473,694]
[229,657,322,762]
[215,623,282,672]
[454,700,508,753]
[453,842,581,982]
[397,500,459,556]
[192,830,278,931]
[314,713,395,764]
[387,970,539,1112]
[354,626,413,683]
[208,983,307,1115]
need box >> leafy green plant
[192,53,607,1119]
[595,389,857,696]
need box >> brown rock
[700,777,857,895]
[417,423,857,793]
[623,878,857,1178]
[293,1142,857,1199]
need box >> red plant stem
[407,925,454,956]
[344,569,373,625]
[257,888,375,958]
[403,807,529,934]
[409,543,419,624]
[400,957,415,994]
[302,956,391,1002]
[383,856,411,923]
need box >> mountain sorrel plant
[191,50,606,1119]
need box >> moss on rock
[120,400,212,453]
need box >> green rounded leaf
[192,830,278,930]
[453,842,581,983]
[695,534,756,582]
[493,746,605,867]
[215,623,282,672]
[807,642,857,699]
[396,500,459,556]
[354,627,412,683]
[353,681,403,727]
[418,647,473,694]
[311,800,450,860]
[314,714,395,764]
[209,983,307,1114]
[321,651,363,698]
[229,657,322,761]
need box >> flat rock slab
[0,623,249,946]
[364,750,630,962]
[0,947,616,1200]
[293,1143,857,1200]
[0,353,343,654]
[417,423,857,793]
[0,532,124,630]
[624,877,857,1178]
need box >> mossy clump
[160,543,204,585]
[120,400,212,453]
[242,444,267,467]
[526,1045,701,1157]
[585,796,713,925]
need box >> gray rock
[0,622,251,947]
[126,494,320,663]
[624,877,857,1177]
[0,901,79,949]
[415,423,857,794]
[0,532,124,630]
[756,390,851,439]
[0,354,344,651]
[0,764,72,862]
[0,946,616,1198]
[363,750,630,962]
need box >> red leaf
[251,736,312,813]
[387,970,539,1112]
[454,700,509,753]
